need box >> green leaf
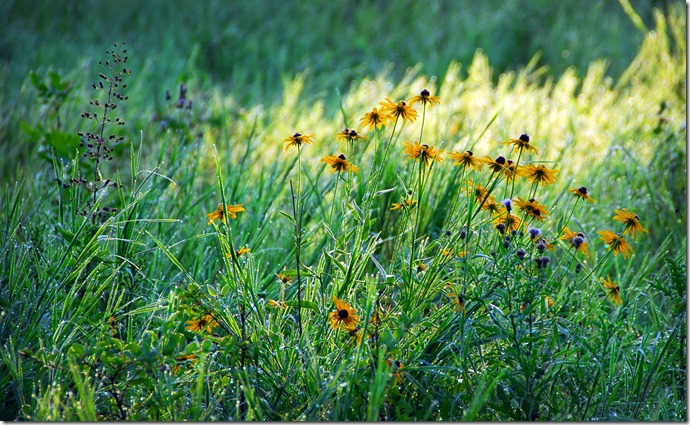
[282,300,319,311]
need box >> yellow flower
[185,314,219,333]
[503,134,539,155]
[568,186,596,203]
[284,132,314,151]
[408,88,441,108]
[379,98,418,123]
[329,296,360,330]
[481,196,503,214]
[404,141,443,167]
[479,155,508,175]
[207,203,245,224]
[447,292,466,314]
[348,327,363,346]
[385,358,405,384]
[448,150,482,171]
[276,273,293,283]
[390,198,418,211]
[612,208,648,238]
[600,276,622,305]
[268,299,288,309]
[466,181,490,204]
[321,154,359,173]
[359,107,391,131]
[336,128,368,143]
[597,230,633,258]
[518,164,559,186]
[514,197,549,221]
[232,246,251,257]
[493,212,522,233]
[415,262,428,273]
[559,227,589,257]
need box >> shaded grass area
[0,1,686,422]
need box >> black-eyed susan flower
[504,159,519,180]
[360,107,391,131]
[560,227,589,257]
[448,150,482,171]
[514,197,549,221]
[207,203,245,224]
[347,327,363,345]
[503,133,539,155]
[612,208,648,238]
[447,292,466,314]
[268,299,289,309]
[597,230,632,258]
[329,296,359,330]
[233,246,251,257]
[284,132,314,151]
[379,98,418,123]
[466,181,490,204]
[185,314,219,333]
[404,141,443,167]
[600,276,622,305]
[518,164,559,186]
[321,154,359,173]
[385,358,405,384]
[336,128,368,143]
[481,196,503,214]
[479,155,507,174]
[390,198,418,211]
[408,88,441,108]
[568,186,596,203]
[493,212,522,233]
[276,273,293,283]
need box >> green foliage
[0,2,686,421]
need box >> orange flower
[597,230,633,258]
[404,141,443,167]
[329,296,359,330]
[207,203,245,224]
[379,98,418,123]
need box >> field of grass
[0,0,686,421]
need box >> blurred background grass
[0,0,680,110]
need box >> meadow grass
[0,2,686,421]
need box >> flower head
[329,296,360,330]
[404,141,443,167]
[379,98,418,123]
[597,230,633,258]
[560,227,589,257]
[227,246,251,258]
[612,208,648,238]
[448,292,466,314]
[284,132,314,151]
[385,358,405,384]
[336,128,368,143]
[268,299,289,309]
[514,197,549,221]
[207,203,245,224]
[600,276,622,305]
[321,154,359,173]
[479,155,508,174]
[186,314,219,333]
[408,88,441,108]
[493,212,522,233]
[568,186,596,203]
[518,164,559,186]
[448,150,483,171]
[276,273,293,283]
[360,107,391,131]
[503,133,539,155]
[390,198,418,211]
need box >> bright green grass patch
[0,3,686,421]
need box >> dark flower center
[578,186,588,194]
[421,89,430,97]
[495,156,506,165]
[349,130,358,137]
[422,144,429,149]
[338,154,347,160]
[519,133,530,142]
[293,132,301,138]
[338,309,349,319]
[467,150,473,156]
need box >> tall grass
[0,2,686,421]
